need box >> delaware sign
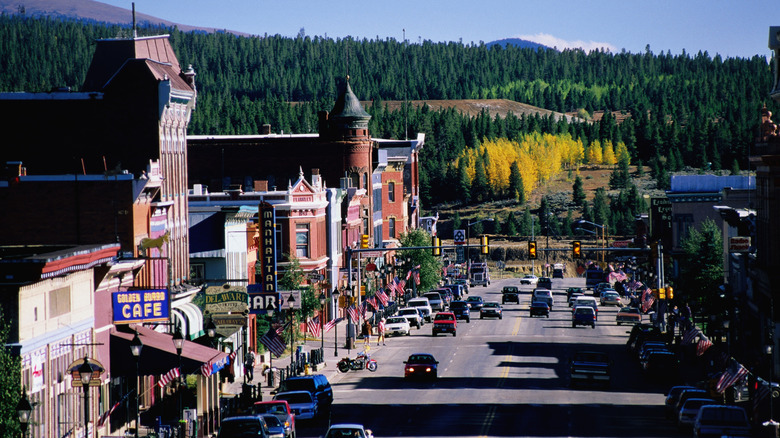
[112,289,170,324]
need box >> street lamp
[78,357,93,437]
[332,288,340,357]
[16,386,31,438]
[467,218,494,280]
[129,332,143,438]
[171,327,184,431]
[287,295,296,369]
[575,220,607,262]
[346,285,355,352]
[318,292,326,357]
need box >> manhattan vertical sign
[260,202,278,295]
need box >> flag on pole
[397,279,406,295]
[275,320,291,335]
[359,301,368,318]
[201,362,212,377]
[324,317,344,333]
[347,305,360,324]
[365,296,378,311]
[158,367,181,387]
[715,360,748,393]
[260,327,286,358]
[413,271,420,285]
[696,338,713,356]
[376,289,389,306]
[405,270,412,281]
[97,401,121,427]
[682,327,700,344]
[307,316,321,338]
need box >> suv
[407,298,433,322]
[537,277,553,289]
[572,306,596,328]
[569,351,610,388]
[423,291,446,311]
[693,405,751,438]
[398,307,423,328]
[432,312,457,336]
[501,286,520,304]
[449,300,471,322]
[277,374,333,413]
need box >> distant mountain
[0,0,249,36]
[486,38,551,51]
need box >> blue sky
[100,0,775,59]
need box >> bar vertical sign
[259,202,277,295]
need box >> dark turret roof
[330,80,370,121]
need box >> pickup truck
[501,286,520,304]
[397,307,424,329]
[432,312,457,337]
[569,351,611,388]
[407,298,433,322]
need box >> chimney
[261,124,272,135]
[254,180,269,192]
[183,64,197,90]
[312,168,321,188]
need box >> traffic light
[432,236,441,256]
[480,235,489,255]
[666,286,673,300]
[658,287,666,300]
[360,234,369,249]
[572,241,582,259]
[528,241,537,260]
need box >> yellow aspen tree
[586,140,603,165]
[602,140,617,165]
[615,142,631,165]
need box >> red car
[253,400,295,438]
[404,353,439,380]
[432,312,457,336]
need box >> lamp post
[575,220,606,262]
[171,327,184,432]
[265,302,276,379]
[318,292,326,357]
[287,295,296,369]
[16,386,31,438]
[205,319,217,347]
[346,285,355,352]
[130,333,143,438]
[78,357,93,437]
[332,288,340,357]
[466,218,494,281]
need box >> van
[532,289,553,308]
[277,374,333,413]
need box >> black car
[277,374,333,413]
[566,287,584,300]
[466,296,484,310]
[530,301,550,318]
[537,277,553,289]
[449,300,471,322]
[501,286,520,304]
[217,416,270,438]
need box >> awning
[171,302,205,339]
[110,325,228,378]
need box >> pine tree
[452,211,462,231]
[508,161,524,202]
[471,157,489,203]
[592,188,610,226]
[521,207,533,237]
[506,212,518,236]
[730,159,740,176]
[572,175,586,206]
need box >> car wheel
[453,332,456,337]
[591,324,596,329]
[432,331,437,337]
[499,315,503,320]
[572,323,576,328]
[480,315,484,319]
[546,314,549,318]
[407,331,411,336]
[466,317,470,323]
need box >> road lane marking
[479,404,497,438]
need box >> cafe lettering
[112,289,170,324]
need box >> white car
[397,307,423,328]
[407,297,433,322]
[520,274,539,285]
[325,423,374,438]
[384,316,411,336]
[599,291,621,306]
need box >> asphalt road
[296,277,686,438]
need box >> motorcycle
[337,351,378,373]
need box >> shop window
[296,223,310,258]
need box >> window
[49,287,71,318]
[296,223,310,258]
[674,214,694,247]
[389,217,396,238]
[388,182,395,202]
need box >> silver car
[273,390,318,420]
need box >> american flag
[682,327,700,344]
[201,362,212,377]
[158,367,181,387]
[365,296,378,311]
[640,294,655,313]
[260,327,286,358]
[696,338,713,356]
[324,317,344,333]
[715,360,748,393]
[97,401,120,427]
[347,304,360,324]
[276,320,291,335]
[405,270,412,281]
[413,270,420,285]
[376,289,389,306]
[307,316,321,338]
[397,279,406,294]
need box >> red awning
[110,325,228,378]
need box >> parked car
[532,289,554,308]
[675,389,711,415]
[693,405,751,437]
[572,306,596,328]
[404,353,439,380]
[537,277,553,289]
[261,414,286,438]
[432,311,457,336]
[449,300,471,322]
[465,296,484,310]
[677,398,716,429]
[272,390,318,420]
[324,424,374,438]
[616,307,641,325]
[520,274,539,285]
[501,286,520,304]
[599,291,621,306]
[277,374,333,413]
[407,298,433,322]
[530,301,550,318]
[423,291,446,311]
[480,302,503,319]
[384,316,411,336]
[441,283,464,301]
[253,400,295,438]
[664,386,697,419]
[217,415,270,438]
[398,307,424,328]
[569,350,610,388]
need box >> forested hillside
[0,16,775,215]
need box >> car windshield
[262,415,282,427]
[484,303,499,308]
[575,307,594,314]
[503,287,518,292]
[409,355,435,363]
[576,352,608,362]
[326,429,366,438]
[254,403,286,415]
[450,302,467,309]
[434,314,454,321]
[467,297,481,302]
[219,421,262,437]
[620,307,639,314]
[400,309,416,315]
[424,293,441,300]
[275,393,313,404]
[387,317,406,324]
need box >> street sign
[454,229,466,244]
[307,273,324,281]
[729,236,751,253]
[456,246,465,264]
[360,251,382,258]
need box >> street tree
[0,308,22,437]
[398,228,442,292]
[678,219,723,309]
